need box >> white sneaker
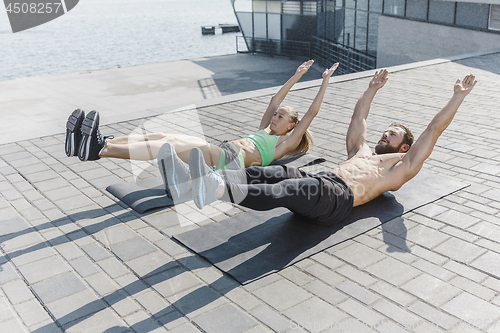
[157,143,190,200]
[189,147,223,209]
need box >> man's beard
[375,141,403,154]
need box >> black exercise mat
[270,153,325,168]
[106,177,193,214]
[106,153,325,214]
[174,171,469,284]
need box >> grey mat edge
[233,183,470,285]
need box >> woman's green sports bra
[245,130,280,166]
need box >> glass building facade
[232,0,500,73]
[317,0,381,57]
[232,0,318,57]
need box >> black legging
[220,166,321,215]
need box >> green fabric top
[245,130,280,166]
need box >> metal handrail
[312,36,376,74]
[235,35,375,74]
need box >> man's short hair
[390,122,414,148]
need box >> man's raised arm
[393,74,477,185]
[346,69,389,159]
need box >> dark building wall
[377,15,500,67]
[283,14,317,41]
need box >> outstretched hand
[296,60,314,75]
[369,69,389,90]
[322,62,339,79]
[454,74,477,96]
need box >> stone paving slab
[193,304,258,333]
[1,51,500,332]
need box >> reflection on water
[0,0,238,81]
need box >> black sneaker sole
[78,110,99,161]
[158,157,173,200]
[65,109,85,157]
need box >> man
[183,69,476,225]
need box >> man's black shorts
[287,166,354,225]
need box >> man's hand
[296,60,314,75]
[454,74,477,96]
[368,69,389,90]
[322,62,339,79]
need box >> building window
[367,12,379,56]
[267,1,282,13]
[345,0,356,9]
[357,0,368,12]
[428,0,455,24]
[370,0,383,14]
[283,1,302,14]
[383,0,405,16]
[253,0,267,12]
[406,0,428,20]
[302,1,317,15]
[282,0,316,15]
[455,3,489,29]
[490,4,500,30]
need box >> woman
[66,60,339,170]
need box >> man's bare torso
[327,71,476,209]
[333,152,405,207]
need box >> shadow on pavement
[192,54,324,96]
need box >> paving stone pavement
[1,50,500,332]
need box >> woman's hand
[296,60,314,75]
[322,62,339,79]
[260,60,313,130]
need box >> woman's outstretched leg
[65,110,223,166]
[107,133,171,145]
[100,133,223,164]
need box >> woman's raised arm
[259,60,314,130]
[277,62,339,153]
